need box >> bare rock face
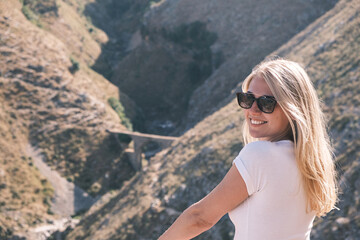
[109,0,338,134]
[145,0,337,59]
[159,0,338,132]
[66,0,360,239]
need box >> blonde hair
[242,58,338,216]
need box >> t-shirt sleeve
[233,153,256,195]
[232,141,272,196]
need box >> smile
[250,118,267,125]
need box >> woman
[159,58,338,240]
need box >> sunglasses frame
[236,92,277,114]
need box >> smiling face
[245,75,290,141]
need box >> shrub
[69,57,80,74]
[108,97,133,131]
[21,4,43,28]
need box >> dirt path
[26,144,96,216]
[25,144,96,238]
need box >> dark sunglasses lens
[238,93,254,109]
[258,97,276,113]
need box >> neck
[266,124,293,142]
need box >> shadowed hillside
[65,0,360,239]
[84,0,337,135]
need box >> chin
[249,133,264,139]
[249,129,260,137]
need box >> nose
[249,100,261,114]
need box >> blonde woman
[159,58,338,240]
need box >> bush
[0,226,13,239]
[108,97,133,131]
[21,4,43,28]
[69,57,80,74]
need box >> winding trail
[25,144,96,238]
[26,144,96,216]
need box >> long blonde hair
[242,58,338,216]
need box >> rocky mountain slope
[109,0,338,134]
[0,0,135,238]
[1,0,359,239]
[83,0,337,134]
[145,0,337,60]
[65,0,360,239]
[178,0,339,132]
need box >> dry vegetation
[0,0,134,237]
[1,0,359,239]
[66,0,360,239]
[0,94,54,238]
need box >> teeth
[251,119,267,125]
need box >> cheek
[272,108,289,127]
[278,113,289,128]
[244,109,250,119]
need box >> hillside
[65,0,360,239]
[1,0,359,239]
[0,0,135,238]
[276,0,360,238]
[181,0,338,133]
[89,0,337,134]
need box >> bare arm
[159,164,249,240]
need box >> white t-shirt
[228,140,315,240]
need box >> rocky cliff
[1,0,359,239]
[121,0,338,134]
[86,0,337,135]
[65,0,360,239]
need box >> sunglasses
[236,92,277,113]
